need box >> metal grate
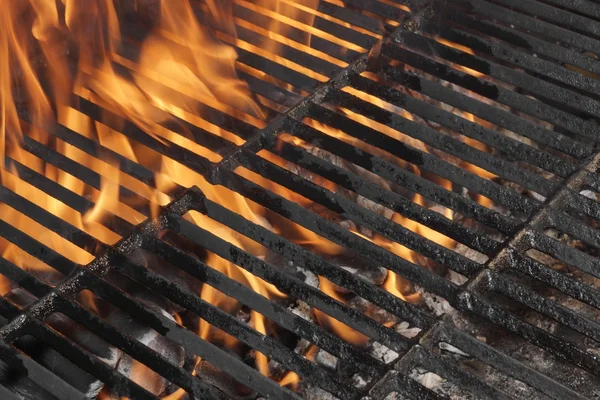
[2,0,600,398]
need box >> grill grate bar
[306,101,538,215]
[424,21,600,98]
[369,369,443,400]
[23,314,163,400]
[422,323,586,400]
[19,135,153,216]
[281,113,522,234]
[213,168,462,307]
[485,0,600,37]
[6,158,135,237]
[395,31,600,120]
[239,149,483,275]
[0,185,107,255]
[347,73,580,177]
[376,63,591,159]
[504,248,600,310]
[51,295,215,399]
[140,233,389,370]
[413,344,513,400]
[0,334,86,400]
[0,191,302,399]
[231,4,367,61]
[382,42,599,140]
[274,139,501,254]
[453,0,600,54]
[74,98,216,173]
[329,88,558,196]
[433,6,600,75]
[81,268,296,400]
[456,288,600,376]
[198,194,435,336]
[0,258,51,300]
[0,219,79,277]
[486,270,600,342]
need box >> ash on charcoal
[370,342,399,364]
[394,321,421,339]
[446,269,469,286]
[349,296,397,326]
[315,349,338,372]
[352,373,368,389]
[580,190,599,201]
[438,342,470,357]
[196,360,255,400]
[324,254,387,294]
[408,368,479,400]
[416,286,453,316]
[288,299,315,322]
[103,301,184,398]
[454,243,489,266]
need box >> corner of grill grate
[3,0,600,399]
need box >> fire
[0,0,493,394]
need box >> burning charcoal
[369,342,399,364]
[394,322,421,339]
[128,248,203,298]
[417,286,453,317]
[324,254,388,294]
[105,301,184,398]
[288,300,316,322]
[315,349,338,372]
[418,371,444,390]
[195,359,256,399]
[349,296,397,326]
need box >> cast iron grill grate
[1,0,600,398]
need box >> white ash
[418,372,444,390]
[454,243,489,265]
[370,342,399,364]
[417,286,454,316]
[409,368,443,390]
[352,373,368,389]
[315,349,338,371]
[349,296,398,326]
[394,321,421,339]
[439,342,470,357]
[295,338,312,357]
[288,299,315,322]
[297,267,319,289]
[446,269,469,286]
[580,190,598,201]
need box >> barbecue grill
[1,0,600,398]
